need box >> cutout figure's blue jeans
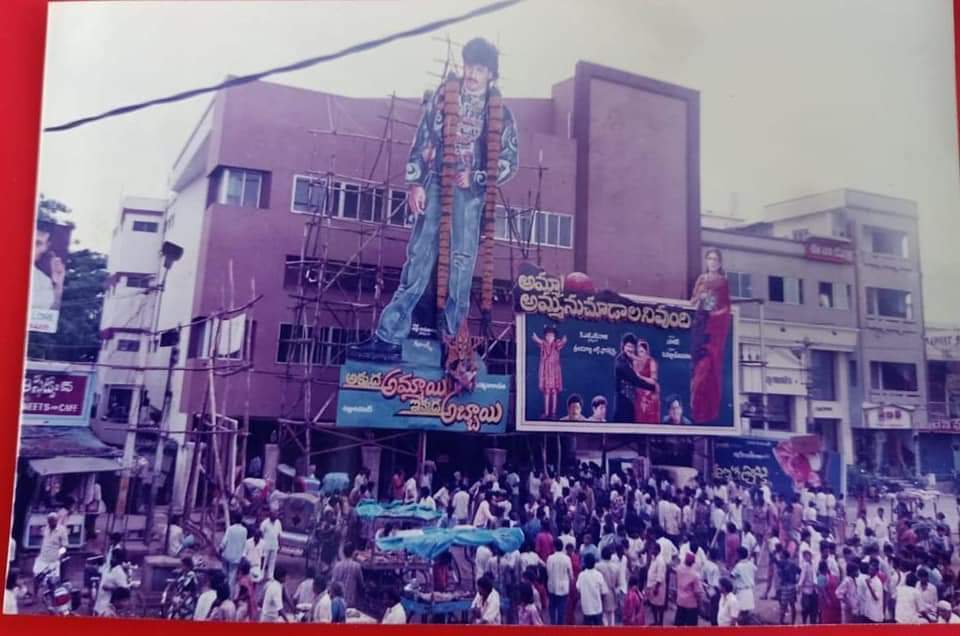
[376,180,482,344]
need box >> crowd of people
[9,460,960,626]
[424,463,960,626]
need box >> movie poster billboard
[336,359,509,433]
[29,220,71,333]
[515,266,739,436]
[713,436,843,497]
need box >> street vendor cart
[375,526,524,624]
[336,501,442,606]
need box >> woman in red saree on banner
[629,339,660,423]
[689,248,731,423]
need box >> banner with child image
[514,266,739,436]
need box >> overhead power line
[43,0,525,133]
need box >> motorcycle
[160,558,203,619]
[35,547,81,616]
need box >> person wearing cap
[936,600,960,624]
[32,512,67,587]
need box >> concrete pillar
[171,441,194,514]
[264,443,280,483]
[361,445,382,499]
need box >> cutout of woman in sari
[627,339,660,423]
[689,248,731,423]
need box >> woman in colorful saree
[689,248,731,423]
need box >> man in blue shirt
[220,513,247,594]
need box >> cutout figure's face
[463,64,491,94]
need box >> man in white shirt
[860,561,884,624]
[311,579,333,623]
[717,578,740,626]
[761,481,773,507]
[433,484,451,510]
[92,547,130,617]
[741,523,759,561]
[727,498,743,531]
[815,488,828,527]
[678,540,707,572]
[917,569,939,618]
[259,508,283,582]
[419,487,436,511]
[854,511,867,543]
[656,533,678,567]
[260,565,288,623]
[32,513,67,582]
[803,501,818,525]
[452,487,471,525]
[474,543,493,582]
[662,497,682,544]
[870,507,890,546]
[895,572,925,624]
[471,575,501,624]
[576,553,608,626]
[473,492,495,528]
[382,589,407,624]
[403,475,418,503]
[194,575,219,621]
[546,539,573,625]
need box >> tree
[37,194,74,227]
[28,195,106,362]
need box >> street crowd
[9,461,960,627]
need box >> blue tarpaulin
[376,527,525,561]
[355,500,444,521]
[321,472,350,495]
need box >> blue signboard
[712,437,842,497]
[336,359,509,433]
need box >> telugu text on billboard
[515,266,739,436]
[336,360,509,433]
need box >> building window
[727,272,753,299]
[745,393,792,432]
[866,227,909,258]
[866,287,913,320]
[219,168,265,208]
[494,207,573,248]
[928,360,948,405]
[291,175,327,213]
[117,339,140,352]
[869,361,919,392]
[104,387,134,422]
[768,275,803,304]
[132,221,159,233]
[276,323,369,366]
[849,359,858,388]
[125,274,151,288]
[818,281,850,310]
[810,350,836,401]
[387,190,411,226]
[187,317,207,359]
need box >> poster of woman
[689,248,732,424]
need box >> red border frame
[1,1,958,634]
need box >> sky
[36,0,960,322]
